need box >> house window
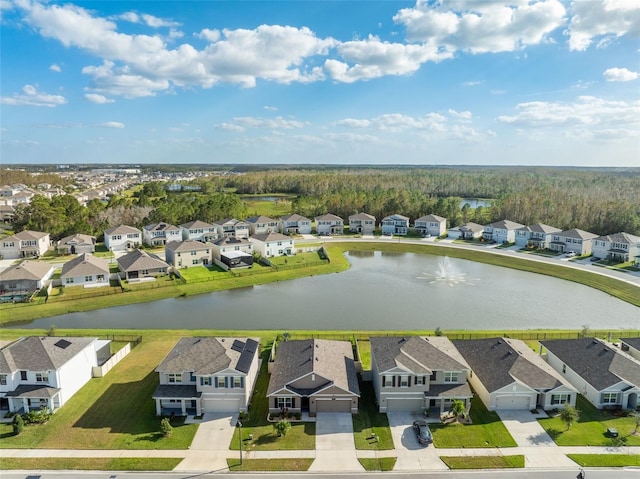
[383,375,393,388]
[233,377,242,388]
[20,371,27,381]
[602,392,618,404]
[191,251,197,255]
[36,372,49,383]
[429,371,437,381]
[189,372,196,382]
[97,275,105,281]
[551,394,570,405]
[0,374,7,385]
[415,376,425,385]
[215,377,226,388]
[66,277,74,284]
[192,259,199,265]
[444,372,458,383]
[200,377,212,386]
[85,275,93,282]
[168,373,182,384]
[400,375,409,388]
[277,397,293,409]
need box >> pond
[460,198,492,209]
[12,251,639,331]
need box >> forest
[3,166,639,240]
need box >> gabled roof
[371,336,467,375]
[165,240,210,252]
[281,214,310,222]
[155,337,259,375]
[61,253,109,278]
[245,215,279,224]
[348,212,376,221]
[453,338,562,393]
[555,228,598,240]
[516,223,561,234]
[382,214,409,222]
[143,222,180,232]
[485,220,525,230]
[213,218,248,226]
[57,233,96,247]
[180,220,215,230]
[0,261,54,282]
[104,224,141,236]
[415,214,446,223]
[541,338,640,390]
[621,338,640,352]
[314,214,343,222]
[250,232,291,243]
[267,339,359,397]
[116,249,168,272]
[212,236,251,247]
[594,232,640,245]
[457,222,484,232]
[8,230,49,241]
[0,336,97,373]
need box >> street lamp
[237,420,243,465]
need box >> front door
[301,397,310,411]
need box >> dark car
[412,420,432,445]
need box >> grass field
[0,457,183,471]
[567,454,640,467]
[440,455,524,469]
[358,457,397,471]
[227,458,313,471]
[352,381,394,450]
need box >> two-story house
[370,336,472,415]
[381,214,410,236]
[314,214,344,235]
[179,220,218,242]
[348,213,376,235]
[211,236,254,269]
[246,216,280,236]
[153,337,260,415]
[592,232,640,263]
[60,253,110,288]
[482,220,525,244]
[549,228,599,255]
[514,223,562,249]
[0,336,111,413]
[414,215,446,238]
[250,232,293,258]
[280,214,312,235]
[103,225,142,252]
[0,230,50,259]
[57,233,96,255]
[213,218,250,239]
[165,240,211,268]
[143,222,182,247]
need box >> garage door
[386,398,423,412]
[495,395,531,410]
[202,398,242,413]
[316,399,351,413]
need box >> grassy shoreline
[1,240,637,326]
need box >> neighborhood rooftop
[0,336,97,373]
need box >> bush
[23,409,51,425]
[273,419,291,437]
[12,414,24,435]
[160,417,173,437]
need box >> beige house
[414,215,446,237]
[164,240,211,268]
[116,249,169,281]
[60,253,109,288]
[57,233,96,255]
[549,228,599,255]
[246,216,280,236]
[280,214,312,235]
[0,230,50,259]
[348,213,376,234]
[314,214,344,235]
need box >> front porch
[153,384,201,416]
[424,383,473,423]
[5,384,61,413]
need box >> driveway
[387,412,447,471]
[309,412,363,472]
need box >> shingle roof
[281,214,310,222]
[104,224,141,236]
[349,212,376,221]
[458,222,484,232]
[57,233,96,247]
[382,214,409,222]
[116,249,168,272]
[0,261,54,282]
[11,230,48,241]
[213,218,247,226]
[371,336,467,375]
[595,232,640,245]
[143,222,179,232]
[516,223,561,234]
[314,214,343,222]
[180,220,215,230]
[452,338,561,393]
[415,214,446,223]
[621,338,640,352]
[556,228,598,240]
[152,384,201,399]
[155,337,259,375]
[250,232,290,242]
[212,236,251,247]
[485,220,525,230]
[0,336,96,373]
[61,253,109,278]
[246,215,278,224]
[165,240,210,252]
[267,339,359,397]
[541,338,640,390]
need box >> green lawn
[179,264,228,281]
[0,457,182,471]
[431,396,517,448]
[269,251,324,267]
[440,455,524,469]
[358,457,397,471]
[568,454,640,467]
[356,339,371,370]
[352,381,394,450]
[539,396,640,446]
[227,458,313,471]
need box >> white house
[245,216,280,236]
[57,233,96,255]
[549,229,599,256]
[414,215,446,237]
[143,222,182,246]
[213,218,250,239]
[315,214,344,235]
[514,224,562,249]
[0,261,55,301]
[592,232,640,263]
[0,230,50,259]
[381,214,410,236]
[482,220,525,244]
[348,213,376,235]
[165,240,211,268]
[250,232,294,258]
[60,253,110,288]
[0,336,112,413]
[104,225,142,252]
[179,220,218,242]
[153,337,260,415]
[280,214,312,235]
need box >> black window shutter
[292,398,296,408]
[392,376,396,387]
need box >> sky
[1,0,639,167]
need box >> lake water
[12,251,639,331]
[460,198,492,208]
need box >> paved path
[308,412,363,472]
[387,411,448,471]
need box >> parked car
[412,420,432,445]
[566,252,576,258]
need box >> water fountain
[417,256,475,287]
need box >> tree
[12,414,24,435]
[579,324,591,338]
[560,403,580,430]
[160,417,173,437]
[273,419,291,437]
[450,400,466,421]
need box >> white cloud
[117,11,179,28]
[49,63,61,72]
[393,0,566,54]
[264,105,278,111]
[603,67,639,82]
[98,121,125,128]
[84,93,115,104]
[448,109,472,122]
[196,28,220,42]
[566,0,640,51]
[463,80,482,86]
[335,113,449,132]
[222,116,309,130]
[0,84,67,107]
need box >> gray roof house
[370,336,472,416]
[453,338,578,411]
[164,240,211,268]
[104,224,142,252]
[621,338,640,362]
[213,218,250,239]
[245,215,280,236]
[56,233,96,255]
[60,253,110,287]
[381,214,410,236]
[541,338,640,410]
[267,339,360,416]
[549,229,599,256]
[447,222,484,240]
[0,336,111,413]
[116,249,169,281]
[179,220,218,242]
[280,214,312,235]
[414,215,447,237]
[142,222,182,246]
[514,223,562,249]
[592,232,640,263]
[0,261,55,302]
[348,213,376,235]
[482,220,525,244]
[153,337,260,415]
[0,230,50,259]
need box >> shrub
[160,417,173,437]
[273,419,291,437]
[12,414,24,435]
[23,409,51,425]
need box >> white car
[566,252,576,258]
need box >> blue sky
[1,0,638,166]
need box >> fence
[92,342,131,377]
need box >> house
[447,222,484,240]
[514,224,562,249]
[57,233,96,255]
[60,253,109,288]
[103,225,142,252]
[620,338,640,362]
[370,336,472,415]
[211,236,253,269]
[314,214,344,235]
[348,213,376,235]
[0,230,50,259]
[0,261,55,302]
[0,336,111,413]
[213,218,250,239]
[250,232,294,258]
[0,205,15,222]
[540,338,640,410]
[143,222,182,246]
[482,220,525,244]
[165,240,211,268]
[153,337,260,415]
[549,229,599,256]
[179,220,218,242]
[280,214,312,235]
[414,215,446,237]
[452,338,578,411]
[592,232,640,263]
[116,249,169,281]
[246,216,280,236]
[267,339,359,416]
[381,214,410,236]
